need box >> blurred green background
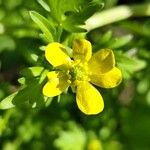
[0,0,150,149]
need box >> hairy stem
[85,3,150,31]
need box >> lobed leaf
[0,92,17,109]
[30,11,55,42]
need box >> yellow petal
[88,49,115,74]
[90,67,122,88]
[73,39,92,62]
[43,71,69,97]
[45,42,71,67]
[76,81,104,115]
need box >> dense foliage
[0,0,150,149]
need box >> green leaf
[30,11,55,42]
[37,0,50,12]
[0,79,47,109]
[121,21,150,37]
[54,122,86,150]
[48,0,102,32]
[20,66,44,78]
[39,69,49,84]
[62,0,103,32]
[0,35,16,52]
[48,0,84,22]
[115,51,147,79]
[100,30,112,44]
[12,84,44,108]
[18,77,26,85]
[45,97,53,107]
[137,77,150,94]
[0,92,17,109]
[108,35,133,49]
[92,30,112,47]
[62,20,86,32]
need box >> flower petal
[73,39,92,62]
[45,42,71,67]
[43,71,69,97]
[76,81,104,115]
[90,67,122,88]
[88,49,115,74]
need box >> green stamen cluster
[68,62,88,82]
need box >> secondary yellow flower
[87,139,103,150]
[43,39,122,115]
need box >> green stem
[85,3,150,31]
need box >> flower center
[69,61,89,81]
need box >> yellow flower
[43,39,122,115]
[87,139,103,150]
